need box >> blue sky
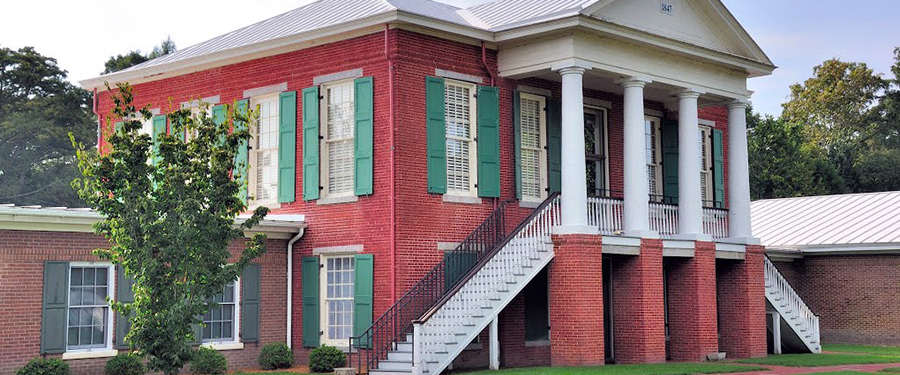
[2,0,897,116]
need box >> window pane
[84,268,95,286]
[445,83,473,194]
[520,97,543,201]
[70,268,83,286]
[324,256,356,342]
[325,82,355,195]
[254,98,280,201]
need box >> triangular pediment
[582,0,772,66]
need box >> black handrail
[348,199,518,373]
[416,192,560,324]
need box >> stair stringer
[422,241,555,375]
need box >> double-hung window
[645,116,663,202]
[249,95,280,205]
[321,81,356,198]
[67,264,114,351]
[519,93,547,202]
[321,255,355,346]
[202,280,240,344]
[585,108,609,197]
[699,125,713,207]
[445,80,478,197]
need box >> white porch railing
[587,196,624,235]
[703,207,729,239]
[649,202,678,238]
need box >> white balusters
[587,196,624,234]
[649,202,678,238]
[702,207,729,239]
[765,257,821,353]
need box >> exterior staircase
[764,256,821,354]
[352,194,560,375]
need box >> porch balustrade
[585,196,730,240]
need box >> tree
[747,106,845,199]
[72,83,267,375]
[102,37,177,74]
[0,46,95,206]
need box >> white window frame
[201,278,241,347]
[645,115,663,202]
[64,262,115,357]
[444,79,478,198]
[319,254,356,347]
[699,125,714,207]
[585,106,610,197]
[320,79,357,199]
[248,93,281,208]
[519,93,548,203]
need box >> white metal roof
[751,191,900,252]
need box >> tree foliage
[72,83,267,375]
[0,46,95,206]
[102,37,177,74]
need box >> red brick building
[753,192,900,349]
[1,0,814,374]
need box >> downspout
[385,24,397,300]
[481,41,499,209]
[286,226,306,349]
[93,87,101,152]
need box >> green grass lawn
[737,353,900,367]
[881,367,900,373]
[452,363,767,375]
[801,372,868,375]
[825,344,900,357]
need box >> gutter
[286,225,306,349]
[384,24,398,302]
[93,88,101,152]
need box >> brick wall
[716,245,767,358]
[549,234,604,366]
[611,239,667,363]
[665,241,718,362]
[0,229,287,375]
[773,254,900,345]
[498,293,551,368]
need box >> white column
[558,66,590,231]
[620,77,652,235]
[771,312,783,355]
[726,100,753,240]
[676,90,704,237]
[489,317,500,370]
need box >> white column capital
[558,66,587,76]
[726,99,750,110]
[674,89,704,100]
[615,76,652,89]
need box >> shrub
[309,345,346,373]
[16,358,69,375]
[258,342,294,370]
[105,353,144,375]
[190,347,227,375]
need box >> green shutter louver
[513,91,522,200]
[353,254,374,348]
[425,77,447,194]
[354,77,374,196]
[301,257,320,347]
[661,120,679,205]
[546,99,562,194]
[241,264,260,343]
[115,266,136,349]
[213,104,226,147]
[41,261,68,354]
[152,115,166,166]
[302,87,320,201]
[279,91,298,203]
[712,128,725,208]
[235,99,250,204]
[476,85,500,198]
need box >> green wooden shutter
[301,257,320,347]
[425,77,447,194]
[302,87,320,201]
[115,121,123,134]
[443,251,477,291]
[279,91,298,203]
[115,266,136,349]
[661,120,679,205]
[712,129,725,208]
[213,104,226,147]
[41,261,68,354]
[235,99,250,204]
[241,264,261,343]
[547,99,562,194]
[513,91,522,200]
[192,322,203,345]
[354,77,374,196]
[353,254,374,348]
[152,115,166,166]
[476,85,500,198]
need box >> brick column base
[549,233,604,366]
[666,241,719,361]
[716,245,767,358]
[612,239,666,363]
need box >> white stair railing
[587,196,623,235]
[412,196,561,375]
[765,256,821,353]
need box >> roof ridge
[753,190,900,204]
